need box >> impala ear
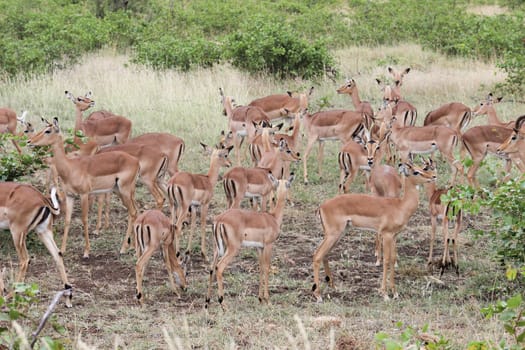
[85,91,93,99]
[65,90,75,101]
[287,91,293,97]
[286,172,295,188]
[52,117,60,131]
[267,172,279,187]
[388,67,393,74]
[219,87,224,97]
[403,67,411,75]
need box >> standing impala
[497,115,525,172]
[206,173,294,309]
[28,118,140,258]
[423,102,472,133]
[65,90,132,147]
[134,210,187,304]
[248,87,313,122]
[0,108,27,154]
[167,144,233,260]
[0,183,73,307]
[388,115,463,185]
[336,78,374,127]
[312,160,436,301]
[219,88,270,165]
[301,109,364,184]
[472,93,515,128]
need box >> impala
[134,209,187,304]
[388,116,463,185]
[223,131,300,211]
[426,181,462,274]
[375,81,417,127]
[247,121,283,166]
[423,102,472,133]
[0,183,73,307]
[97,143,168,209]
[461,125,518,187]
[128,132,185,176]
[0,108,28,154]
[219,88,270,165]
[472,93,514,128]
[167,143,233,260]
[28,118,140,258]
[388,67,411,87]
[336,78,374,126]
[301,109,364,184]
[65,90,132,147]
[206,173,294,309]
[312,160,436,301]
[248,87,313,121]
[496,115,525,171]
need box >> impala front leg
[61,195,75,254]
[80,194,91,259]
[199,204,210,262]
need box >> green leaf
[506,294,522,309]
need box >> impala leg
[302,138,317,184]
[206,246,220,309]
[80,194,91,259]
[166,242,186,294]
[312,232,341,302]
[185,206,197,256]
[441,215,451,267]
[452,210,462,275]
[61,195,75,254]
[317,141,325,179]
[260,244,273,304]
[199,204,210,262]
[429,215,437,265]
[135,245,156,303]
[375,232,382,266]
[467,158,482,187]
[161,244,179,298]
[216,249,238,310]
[11,228,29,283]
[118,186,138,255]
[94,194,105,236]
[381,232,396,300]
[501,158,512,183]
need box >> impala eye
[45,129,51,134]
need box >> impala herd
[0,66,524,309]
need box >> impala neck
[270,187,287,228]
[222,98,234,120]
[424,181,437,200]
[49,134,73,176]
[400,174,424,215]
[206,157,223,188]
[349,88,362,109]
[73,106,85,144]
[486,107,503,125]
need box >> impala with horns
[219,88,270,165]
[388,115,463,185]
[28,117,140,258]
[302,108,364,184]
[497,115,525,171]
[0,183,73,307]
[248,86,313,122]
[206,173,295,309]
[0,108,28,154]
[65,90,132,147]
[336,78,374,127]
[423,102,472,133]
[312,160,436,301]
[167,143,233,261]
[461,125,521,187]
[134,210,187,304]
[472,93,515,128]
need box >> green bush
[224,18,334,79]
[0,134,48,182]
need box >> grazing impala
[336,78,374,126]
[219,88,270,165]
[388,115,463,185]
[312,160,436,301]
[0,108,28,154]
[472,93,515,128]
[167,144,233,260]
[206,173,294,309]
[0,183,73,307]
[134,210,187,304]
[301,109,364,184]
[65,91,132,147]
[423,102,472,133]
[28,118,140,258]
[248,87,313,122]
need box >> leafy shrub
[0,134,48,182]
[224,18,334,79]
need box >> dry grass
[0,44,522,349]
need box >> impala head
[65,91,95,112]
[399,159,437,184]
[376,79,400,103]
[336,79,356,95]
[472,93,503,116]
[201,142,234,168]
[388,67,411,86]
[497,115,525,155]
[173,248,189,290]
[277,138,301,162]
[271,172,295,195]
[27,117,61,147]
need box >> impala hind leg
[312,232,341,302]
